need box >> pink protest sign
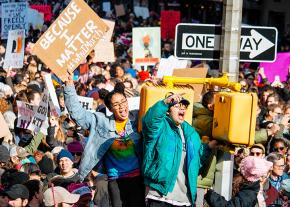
[260,52,290,83]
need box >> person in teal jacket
[142,93,217,207]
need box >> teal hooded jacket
[142,100,212,203]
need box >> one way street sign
[175,23,278,62]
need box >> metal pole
[214,0,243,200]
[219,0,243,82]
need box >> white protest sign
[27,8,44,30]
[28,89,49,135]
[134,6,149,19]
[3,29,25,69]
[16,101,37,129]
[1,2,28,39]
[44,74,61,116]
[94,42,115,63]
[102,2,110,12]
[156,55,188,78]
[100,19,115,42]
[78,96,93,111]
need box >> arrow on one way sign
[240,29,274,59]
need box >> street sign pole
[213,0,243,202]
[219,0,243,82]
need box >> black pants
[108,176,146,207]
[147,199,190,207]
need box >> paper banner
[156,55,188,78]
[78,96,93,111]
[27,8,44,30]
[1,2,28,39]
[115,4,125,17]
[28,89,49,135]
[44,74,61,116]
[134,6,149,19]
[102,2,111,12]
[133,27,161,65]
[33,0,109,81]
[16,101,37,129]
[3,29,25,69]
[94,42,115,63]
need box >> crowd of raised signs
[0,0,289,207]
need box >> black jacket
[205,181,260,207]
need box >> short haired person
[24,180,43,207]
[142,93,217,206]
[249,144,265,158]
[56,149,79,183]
[4,184,29,207]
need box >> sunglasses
[250,152,262,156]
[71,152,82,156]
[273,147,285,152]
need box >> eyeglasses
[71,152,82,156]
[250,152,262,156]
[111,99,127,109]
[173,104,188,110]
[273,147,285,152]
[274,164,286,169]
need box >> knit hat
[43,186,80,206]
[240,156,273,182]
[281,179,290,192]
[38,155,54,175]
[67,183,92,207]
[3,110,16,129]
[89,91,99,100]
[0,145,9,163]
[67,141,84,153]
[56,149,74,163]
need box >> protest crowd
[0,0,289,207]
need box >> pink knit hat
[67,141,84,153]
[240,156,273,182]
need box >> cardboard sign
[1,2,28,39]
[16,101,37,129]
[78,96,93,111]
[27,8,44,30]
[94,42,115,63]
[33,0,109,81]
[114,4,125,17]
[134,6,149,19]
[30,5,52,22]
[161,11,180,39]
[133,27,161,65]
[44,74,61,116]
[28,89,49,135]
[156,55,188,78]
[259,52,290,83]
[172,67,208,102]
[100,19,115,42]
[3,29,25,69]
